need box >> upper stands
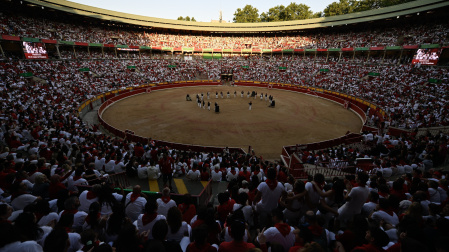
[0,0,448,50]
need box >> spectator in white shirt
[157,187,177,217]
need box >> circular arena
[1,0,449,252]
[101,85,363,159]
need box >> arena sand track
[102,86,363,159]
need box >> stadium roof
[26,0,449,32]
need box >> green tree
[324,0,356,17]
[177,16,196,22]
[285,3,314,20]
[312,11,323,18]
[353,0,382,12]
[233,5,260,23]
[261,3,316,22]
[261,5,285,22]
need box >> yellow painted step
[174,178,188,195]
[148,179,159,193]
[200,181,209,188]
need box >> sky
[69,0,336,23]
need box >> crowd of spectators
[1,5,449,251]
[1,57,448,128]
[0,110,449,252]
[1,11,448,49]
[0,57,449,251]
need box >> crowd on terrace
[1,4,449,252]
[1,10,448,49]
[1,55,449,251]
[1,57,448,128]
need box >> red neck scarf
[266,179,278,190]
[130,193,139,202]
[161,196,171,204]
[231,170,236,175]
[142,212,157,226]
[73,176,82,181]
[275,223,291,237]
[86,191,97,200]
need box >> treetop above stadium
[25,0,449,32]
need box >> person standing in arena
[159,152,175,191]
[249,101,252,110]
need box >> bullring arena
[2,0,449,251]
[102,85,362,159]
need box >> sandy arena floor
[102,85,363,159]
